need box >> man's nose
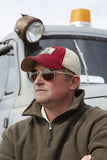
[34,72,44,84]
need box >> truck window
[75,39,107,82]
[25,37,107,83]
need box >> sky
[0,0,107,39]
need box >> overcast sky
[0,0,107,39]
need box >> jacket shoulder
[2,117,33,138]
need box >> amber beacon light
[70,9,91,26]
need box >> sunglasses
[29,68,74,82]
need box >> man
[0,46,107,160]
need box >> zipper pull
[47,123,53,148]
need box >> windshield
[25,38,107,83]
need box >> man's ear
[70,75,80,90]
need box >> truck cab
[0,9,107,141]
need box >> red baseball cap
[21,46,81,75]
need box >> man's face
[33,63,74,106]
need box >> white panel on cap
[40,47,56,55]
[62,48,81,75]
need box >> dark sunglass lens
[29,72,37,82]
[42,69,54,80]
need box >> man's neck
[42,97,74,123]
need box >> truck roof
[44,25,107,39]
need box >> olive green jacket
[0,90,107,160]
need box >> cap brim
[21,54,63,72]
[21,57,38,72]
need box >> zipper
[47,123,53,148]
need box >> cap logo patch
[40,47,56,55]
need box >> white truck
[0,9,107,141]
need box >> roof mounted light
[14,14,44,44]
[70,9,91,27]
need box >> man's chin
[36,99,47,105]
